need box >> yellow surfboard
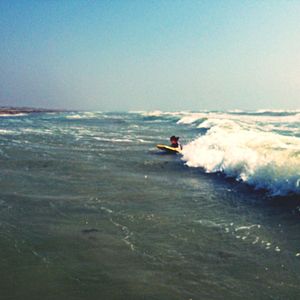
[156,144,182,154]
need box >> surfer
[156,136,182,153]
[170,136,182,149]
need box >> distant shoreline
[0,107,64,115]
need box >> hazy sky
[0,0,299,111]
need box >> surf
[181,117,300,196]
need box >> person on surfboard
[170,136,182,149]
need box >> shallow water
[0,111,299,299]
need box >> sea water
[0,110,299,299]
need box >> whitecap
[0,113,27,117]
[181,120,300,196]
[0,129,15,135]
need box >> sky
[0,0,299,111]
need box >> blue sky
[0,0,299,111]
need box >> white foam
[177,113,207,124]
[21,128,53,135]
[235,224,261,231]
[142,111,189,118]
[65,112,100,119]
[0,129,15,135]
[0,113,27,117]
[255,109,300,114]
[142,110,165,117]
[182,120,300,196]
[66,114,83,119]
[176,111,300,128]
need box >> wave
[177,112,300,125]
[255,109,300,115]
[65,114,84,119]
[0,129,16,135]
[177,113,208,124]
[181,119,300,196]
[65,112,102,119]
[0,113,27,117]
[141,110,185,117]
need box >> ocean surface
[0,110,300,299]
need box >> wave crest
[182,120,300,196]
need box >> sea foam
[181,119,300,196]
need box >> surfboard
[156,144,182,154]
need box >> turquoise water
[0,111,300,299]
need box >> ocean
[0,110,299,299]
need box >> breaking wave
[181,117,300,196]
